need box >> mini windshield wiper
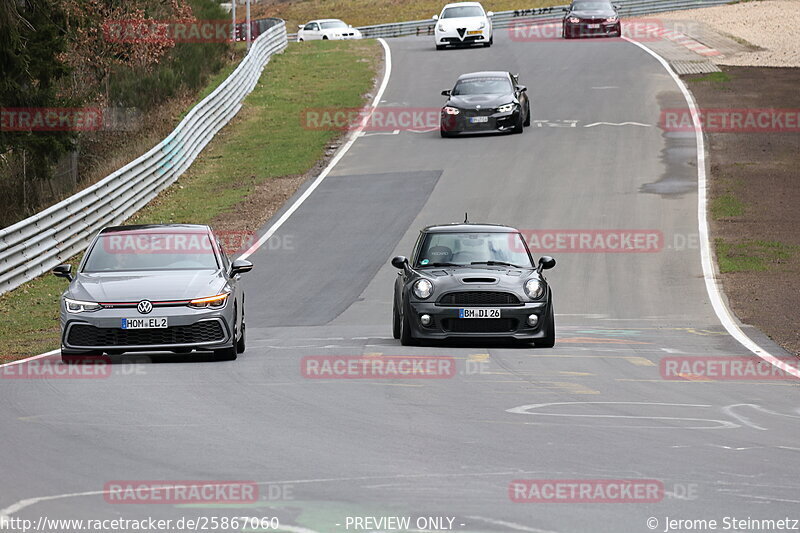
[470,261,524,268]
[421,262,461,267]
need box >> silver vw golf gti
[53,224,252,363]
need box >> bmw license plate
[122,318,168,329]
[459,308,501,319]
[469,116,489,123]
[587,23,600,28]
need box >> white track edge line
[622,36,800,379]
[2,39,392,371]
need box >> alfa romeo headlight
[568,16,580,23]
[412,279,434,299]
[443,106,460,115]
[524,279,545,299]
[64,298,102,313]
[438,24,446,31]
[497,103,515,113]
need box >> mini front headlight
[497,103,515,113]
[412,279,434,299]
[443,106,460,115]
[524,279,545,299]
[64,298,102,313]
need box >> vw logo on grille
[137,300,153,314]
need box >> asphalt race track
[1,31,799,533]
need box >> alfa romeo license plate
[469,116,489,123]
[459,308,501,319]
[122,317,168,329]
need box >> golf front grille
[67,321,225,347]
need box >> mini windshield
[82,233,220,272]
[441,6,485,18]
[452,77,512,95]
[320,20,348,29]
[416,232,534,268]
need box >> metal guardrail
[287,0,733,40]
[0,21,288,295]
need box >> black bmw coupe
[391,223,556,346]
[440,71,531,137]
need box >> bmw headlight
[605,16,618,22]
[497,103,515,113]
[64,298,102,314]
[443,106,460,115]
[524,279,545,299]
[568,16,580,23]
[412,279,434,299]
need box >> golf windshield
[82,233,220,272]
[416,232,533,267]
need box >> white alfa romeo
[433,2,493,50]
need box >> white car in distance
[297,19,363,41]
[433,2,493,50]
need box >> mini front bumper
[441,108,520,134]
[60,304,234,353]
[405,300,551,340]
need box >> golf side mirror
[52,264,73,281]
[391,256,408,269]
[538,256,556,272]
[230,259,253,276]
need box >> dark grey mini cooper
[391,223,556,346]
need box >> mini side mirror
[391,256,408,269]
[52,264,73,281]
[441,90,451,96]
[230,259,253,276]
[538,256,556,272]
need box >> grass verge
[716,239,798,273]
[0,40,380,364]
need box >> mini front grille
[442,318,517,333]
[438,291,521,306]
[67,321,225,347]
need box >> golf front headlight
[64,298,102,314]
[524,279,545,299]
[497,103,515,113]
[412,279,434,299]
[188,292,230,309]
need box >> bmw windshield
[415,232,534,268]
[452,78,512,95]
